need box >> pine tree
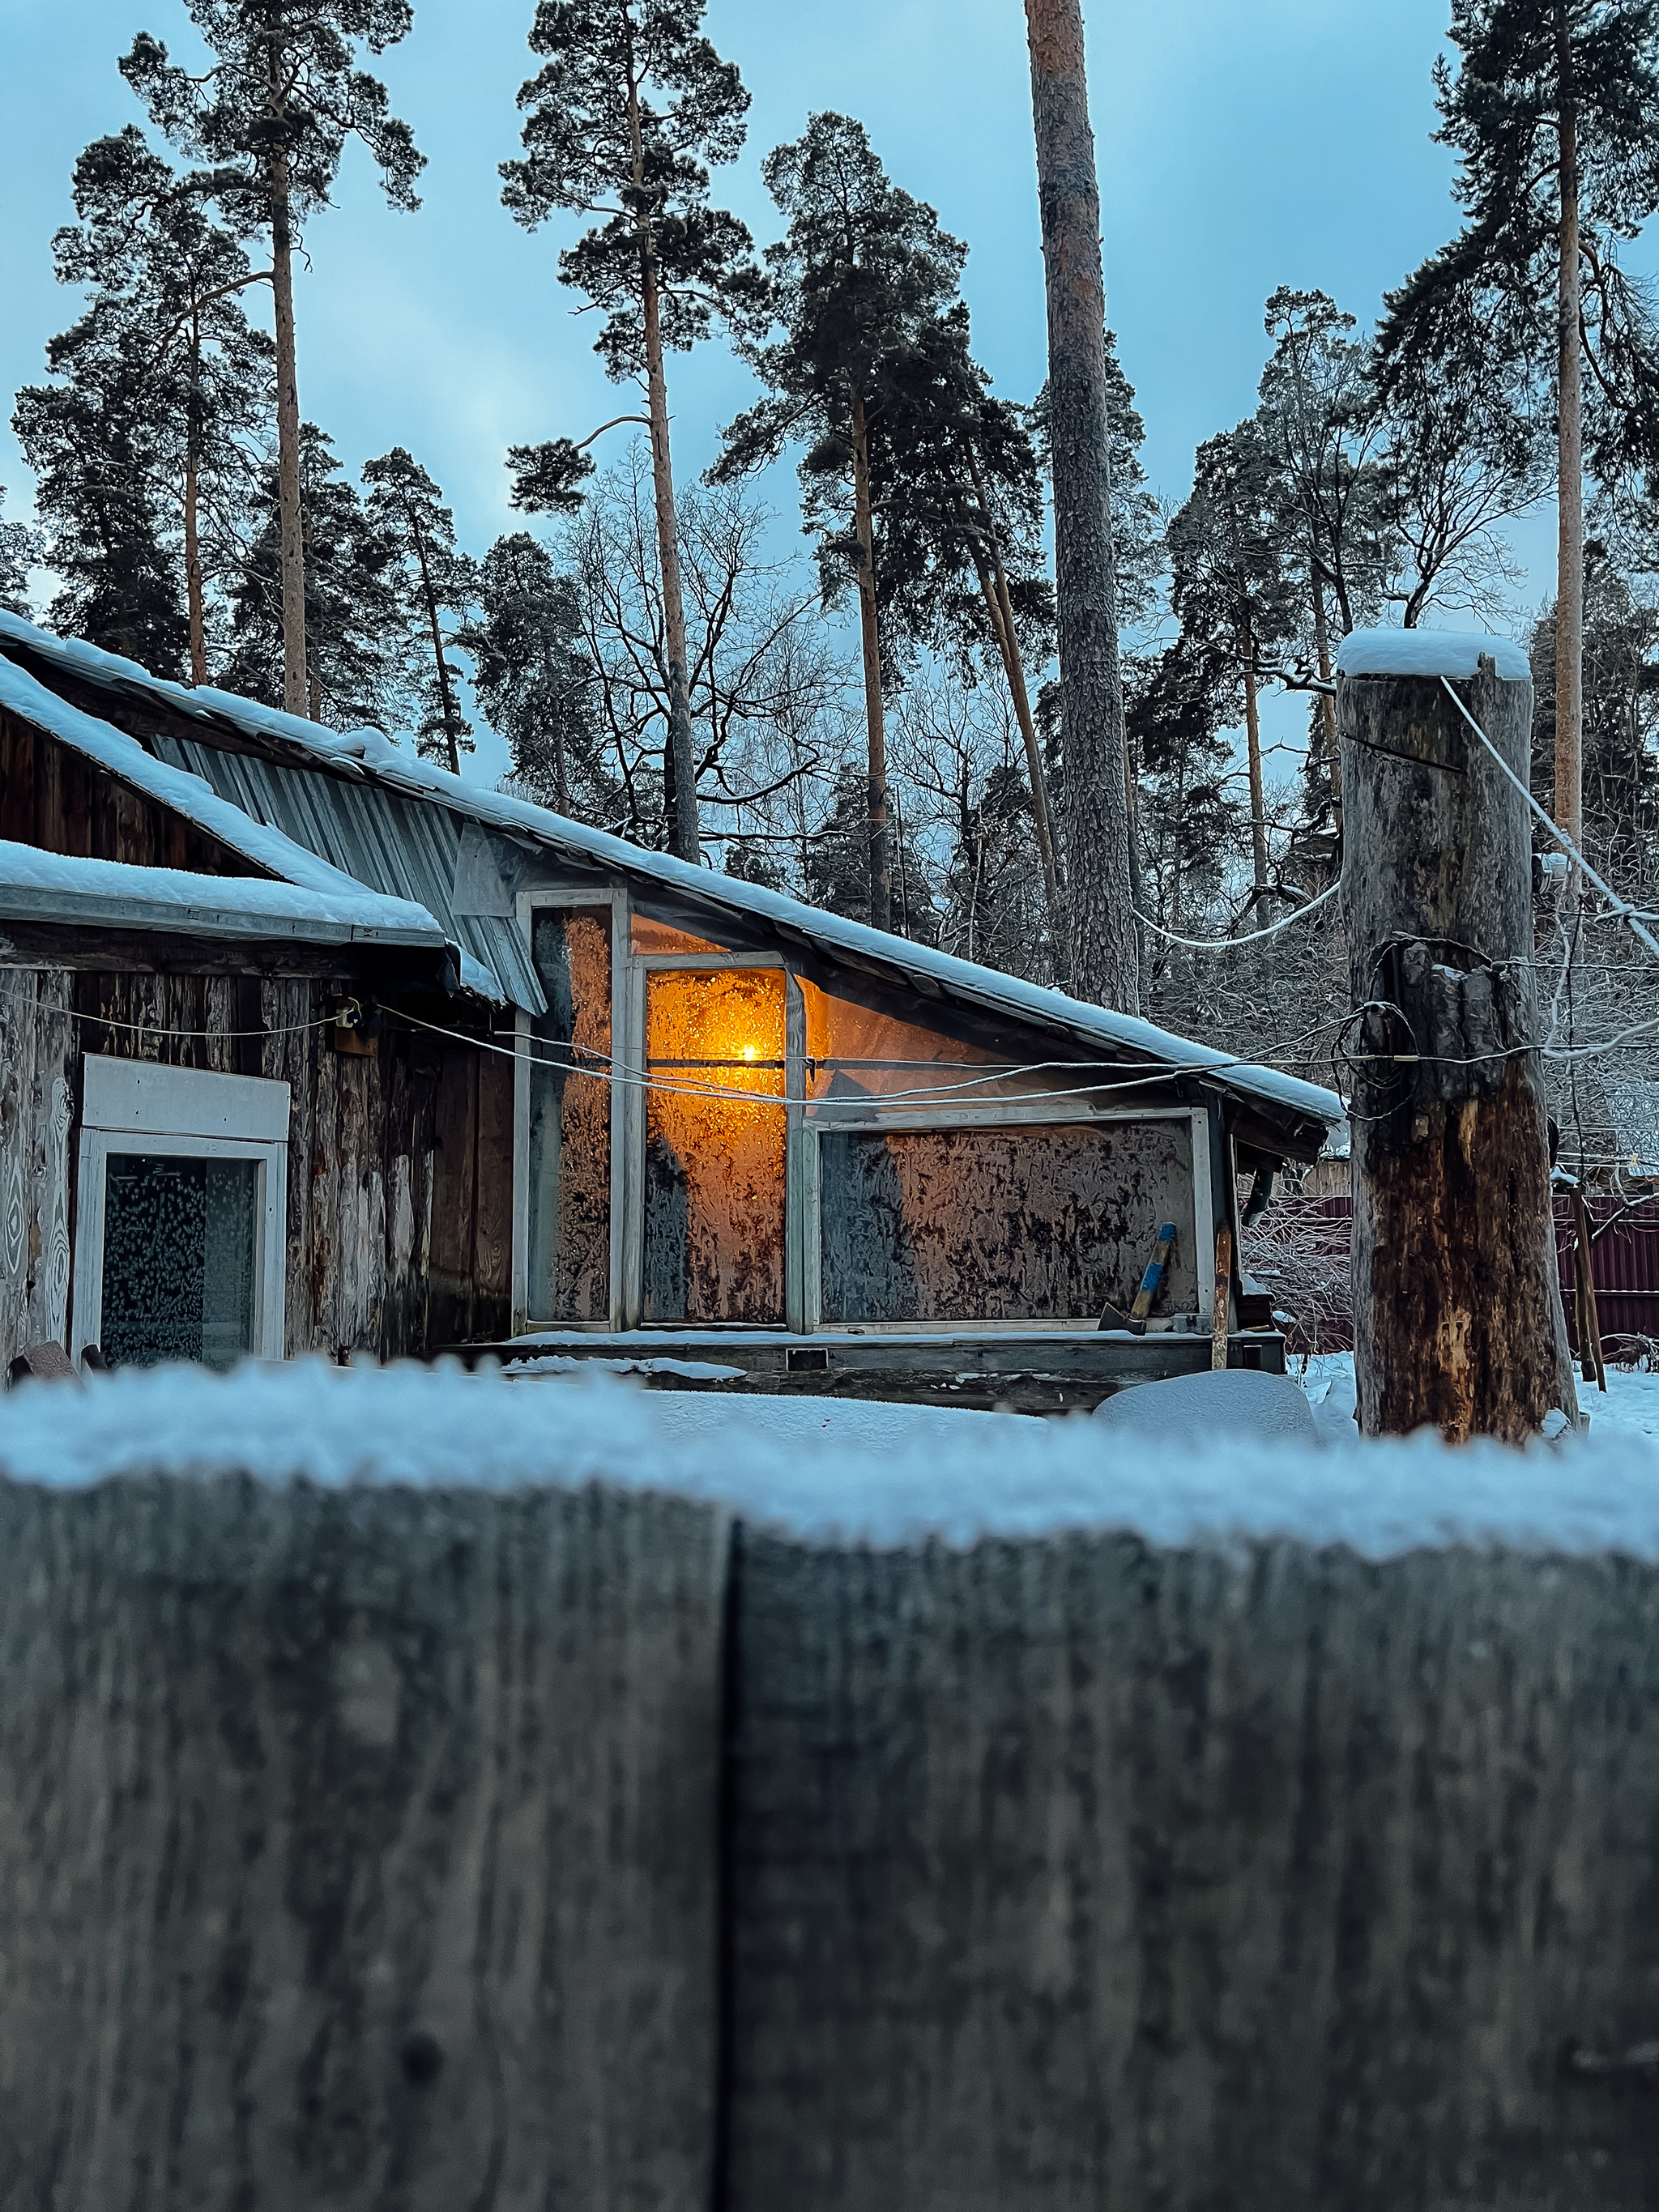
[223,424,403,727]
[1377,0,1659,857]
[456,531,603,816]
[40,127,273,682]
[501,0,767,865]
[1529,541,1659,881]
[361,448,478,773]
[714,112,966,934]
[851,305,1064,942]
[13,315,190,675]
[0,489,41,620]
[1167,423,1301,913]
[122,0,423,718]
[1023,0,1138,1012]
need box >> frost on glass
[818,1120,1197,1323]
[100,1154,258,1368]
[527,908,612,1321]
[644,969,786,1323]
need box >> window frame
[70,1057,290,1369]
[513,886,629,1331]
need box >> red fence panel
[1252,1192,1659,1360]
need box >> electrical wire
[1438,676,1659,968]
[1132,880,1341,952]
[0,980,337,1042]
[386,1003,1352,1115]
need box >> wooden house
[0,612,1341,1406]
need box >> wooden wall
[0,710,263,876]
[0,969,75,1365]
[1,963,511,1370]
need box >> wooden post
[1339,641,1579,1440]
[1210,1225,1232,1372]
[1572,1188,1608,1393]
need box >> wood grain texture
[0,1474,726,2212]
[1339,664,1576,1439]
[0,968,75,1368]
[725,1528,1659,2211]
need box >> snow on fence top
[1335,627,1533,683]
[2,1358,1658,1561]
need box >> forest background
[1,0,1656,1132]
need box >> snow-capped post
[1337,629,1578,1442]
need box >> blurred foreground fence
[1249,1192,1659,1359]
[2,1467,1658,2208]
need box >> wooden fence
[1,1467,1657,2207]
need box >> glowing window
[643,970,787,1323]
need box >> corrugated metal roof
[151,734,542,1014]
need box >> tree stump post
[1338,637,1578,1440]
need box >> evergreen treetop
[120,0,424,232]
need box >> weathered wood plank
[0,1473,727,2210]
[727,1530,1659,2210]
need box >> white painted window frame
[804,1102,1214,1333]
[513,886,630,1332]
[70,1057,290,1366]
[507,895,1218,1337]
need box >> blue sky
[2,0,1640,783]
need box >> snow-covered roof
[0,841,447,949]
[0,611,1341,1140]
[1335,626,1531,683]
[0,647,403,900]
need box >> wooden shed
[0,612,1341,1406]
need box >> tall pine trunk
[625,65,699,867]
[411,509,462,775]
[640,243,701,865]
[1023,0,1137,1012]
[1243,631,1270,905]
[1311,568,1339,830]
[849,381,892,933]
[184,325,206,687]
[1555,0,1584,859]
[267,59,307,720]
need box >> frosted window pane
[527,907,612,1321]
[101,1154,258,1369]
[819,1121,1196,1323]
[644,970,785,1322]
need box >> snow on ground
[1292,1351,1659,1445]
[4,1354,1659,1560]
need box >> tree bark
[267,90,307,720]
[411,508,462,775]
[1555,0,1584,860]
[183,339,206,687]
[1242,633,1270,905]
[849,381,892,933]
[1339,658,1578,1441]
[625,56,700,868]
[1311,569,1340,834]
[1023,0,1137,1013]
[640,248,701,866]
